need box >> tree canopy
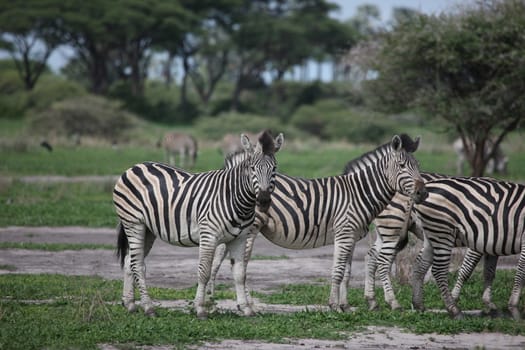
[366,0,525,176]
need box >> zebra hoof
[339,304,353,313]
[449,307,464,320]
[391,303,403,311]
[144,307,157,317]
[197,311,208,320]
[243,307,257,317]
[412,304,425,312]
[328,303,341,312]
[123,301,138,313]
[366,298,379,311]
[509,307,522,321]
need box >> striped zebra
[160,131,198,168]
[368,173,525,319]
[210,134,428,311]
[365,172,498,312]
[113,130,284,319]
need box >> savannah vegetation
[2,272,525,350]
[2,0,525,348]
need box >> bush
[194,112,295,140]
[0,69,28,119]
[27,75,87,112]
[28,95,138,142]
[289,98,397,143]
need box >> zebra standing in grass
[367,173,525,319]
[365,172,498,312]
[114,130,284,319]
[210,134,428,311]
[160,131,198,168]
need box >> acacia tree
[0,0,61,90]
[366,0,525,176]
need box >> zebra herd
[113,131,525,320]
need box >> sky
[330,0,468,21]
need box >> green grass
[2,141,524,228]
[1,273,524,350]
[0,181,116,227]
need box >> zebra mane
[342,134,417,175]
[223,150,251,169]
[259,130,275,155]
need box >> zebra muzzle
[413,180,428,204]
[256,191,272,212]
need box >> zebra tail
[395,230,409,251]
[395,197,415,252]
[116,222,129,269]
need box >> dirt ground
[2,225,525,350]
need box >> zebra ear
[240,134,254,153]
[274,133,284,153]
[391,135,402,152]
[412,136,421,152]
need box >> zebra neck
[345,160,397,222]
[227,165,257,220]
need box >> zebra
[159,131,198,168]
[113,130,284,319]
[453,137,508,175]
[209,134,428,311]
[364,172,499,312]
[220,132,259,156]
[368,173,525,319]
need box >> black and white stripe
[114,130,283,319]
[211,134,427,311]
[367,172,525,319]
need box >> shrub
[27,75,87,112]
[289,98,397,143]
[0,69,28,119]
[194,112,294,140]
[28,95,138,142]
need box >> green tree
[366,0,525,176]
[0,0,61,90]
[228,0,351,111]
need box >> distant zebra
[368,173,525,319]
[209,134,428,311]
[220,132,259,156]
[364,172,499,312]
[453,137,508,175]
[160,131,198,168]
[114,130,284,319]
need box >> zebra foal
[368,173,525,319]
[210,134,427,311]
[113,130,284,319]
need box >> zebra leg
[339,255,353,312]
[481,255,498,314]
[508,242,525,321]
[122,222,156,316]
[329,230,356,312]
[411,237,433,311]
[377,239,402,310]
[242,231,258,307]
[227,236,256,316]
[194,233,218,320]
[364,234,381,311]
[431,243,463,319]
[207,243,228,300]
[451,249,483,303]
[122,253,137,313]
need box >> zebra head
[386,134,427,204]
[240,130,284,212]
